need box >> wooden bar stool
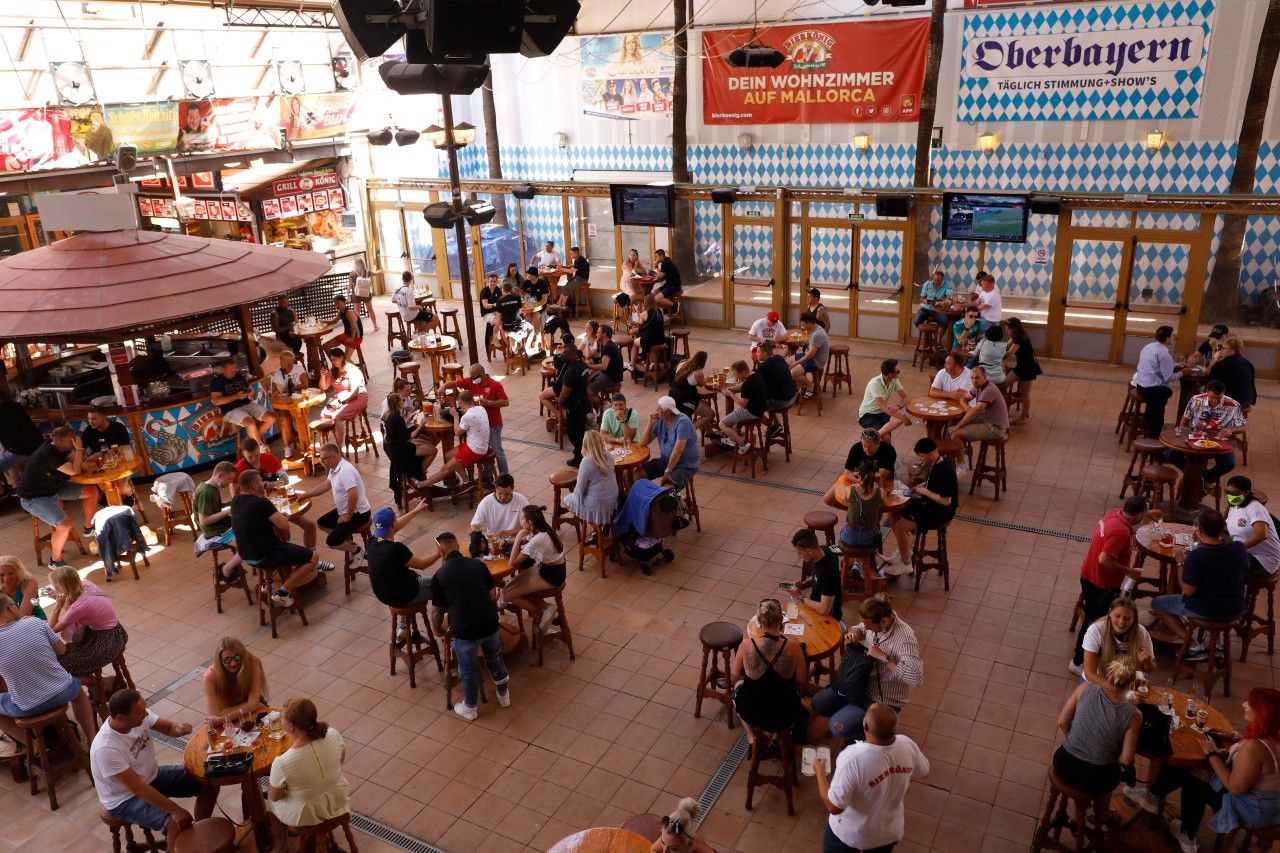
[803,511,838,546]
[296,813,360,853]
[670,329,691,359]
[256,563,310,639]
[1120,437,1166,499]
[1238,573,1279,662]
[441,362,464,385]
[210,544,252,614]
[912,523,951,591]
[340,411,379,464]
[570,285,591,318]
[101,807,164,853]
[1068,590,1086,632]
[912,323,941,371]
[32,511,87,567]
[550,469,579,534]
[465,449,499,496]
[119,542,152,581]
[440,308,461,339]
[1216,824,1280,853]
[839,542,885,601]
[968,434,1009,500]
[503,335,530,375]
[1116,386,1145,447]
[1172,616,1235,700]
[824,344,853,395]
[386,311,407,350]
[642,344,670,387]
[15,706,91,810]
[342,518,373,595]
[388,602,443,687]
[89,653,136,726]
[730,418,768,479]
[308,419,337,460]
[1138,464,1180,515]
[396,361,426,402]
[681,478,702,532]
[1030,768,1112,852]
[935,437,964,469]
[172,817,236,853]
[577,519,617,578]
[764,402,794,461]
[797,368,825,416]
[529,587,575,666]
[695,621,742,728]
[745,725,797,816]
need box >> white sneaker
[453,702,478,721]
[719,436,737,448]
[497,689,511,708]
[1068,661,1084,677]
[540,603,558,631]
[1169,818,1199,852]
[350,543,366,568]
[736,441,752,455]
[1122,785,1160,815]
[272,589,295,608]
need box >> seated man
[411,391,489,493]
[521,267,551,336]
[532,240,562,270]
[392,270,438,332]
[193,461,244,580]
[271,294,303,353]
[1151,509,1247,660]
[368,504,438,630]
[756,341,798,437]
[638,396,700,491]
[0,395,43,495]
[600,392,639,446]
[857,359,913,439]
[749,311,786,362]
[296,443,372,569]
[495,281,534,353]
[890,438,958,569]
[268,350,309,454]
[16,427,98,570]
[554,246,590,307]
[586,324,626,408]
[717,359,767,454]
[652,249,683,310]
[1164,379,1247,490]
[81,406,136,505]
[792,528,842,621]
[92,689,216,848]
[230,470,334,609]
[0,593,96,743]
[929,352,975,402]
[788,312,830,400]
[913,270,951,328]
[324,294,363,355]
[952,306,985,352]
[210,358,276,444]
[824,429,897,509]
[469,473,529,557]
[233,437,284,491]
[951,366,1008,443]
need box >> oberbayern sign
[957,0,1215,122]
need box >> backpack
[834,642,881,707]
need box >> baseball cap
[372,507,397,538]
[767,311,780,323]
[1209,324,1229,338]
[657,396,679,414]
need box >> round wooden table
[548,827,652,853]
[540,266,574,301]
[1134,522,1194,597]
[295,322,335,381]
[931,303,967,348]
[72,455,143,505]
[269,391,327,474]
[608,443,651,493]
[906,399,967,440]
[747,604,844,685]
[831,480,911,517]
[184,709,292,850]
[1136,687,1232,768]
[781,330,810,356]
[409,335,459,389]
[1158,427,1235,521]
[1176,366,1208,418]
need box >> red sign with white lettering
[272,171,340,198]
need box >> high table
[540,266,574,302]
[295,321,335,381]
[1157,427,1234,521]
[184,710,291,850]
[906,399,967,440]
[1176,366,1208,418]
[1133,522,1194,598]
[548,827,651,853]
[608,443,651,493]
[931,302,967,349]
[72,455,143,505]
[408,335,459,389]
[1136,687,1231,768]
[781,330,810,356]
[746,604,843,687]
[269,390,327,475]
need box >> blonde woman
[651,797,715,853]
[47,565,126,676]
[731,599,807,751]
[565,432,619,527]
[1080,597,1154,688]
[267,698,349,853]
[0,556,44,620]
[1054,659,1140,795]
[350,257,377,332]
[202,637,269,725]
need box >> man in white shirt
[1131,325,1182,439]
[748,311,787,361]
[411,391,490,493]
[972,273,1002,324]
[297,442,372,568]
[469,472,529,556]
[531,241,562,269]
[92,689,216,846]
[391,270,438,331]
[814,703,929,853]
[928,352,975,402]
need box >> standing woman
[1079,597,1155,687]
[565,432,619,528]
[1004,317,1042,425]
[47,565,127,677]
[0,556,45,620]
[732,598,808,751]
[1053,659,1141,796]
[318,348,368,445]
[670,351,718,434]
[504,506,568,626]
[267,698,350,853]
[350,257,377,332]
[202,636,270,724]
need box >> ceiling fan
[276,60,306,96]
[180,59,215,100]
[50,61,96,106]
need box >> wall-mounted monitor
[610,184,675,228]
[942,192,1030,244]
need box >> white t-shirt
[749,318,786,342]
[91,711,161,809]
[827,735,930,849]
[392,284,419,321]
[976,286,1002,324]
[471,491,529,533]
[532,250,562,268]
[1228,501,1280,574]
[521,530,565,565]
[270,362,306,393]
[930,367,973,396]
[459,405,490,453]
[1081,620,1155,664]
[327,458,371,516]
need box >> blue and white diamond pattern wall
[808,227,853,287]
[987,229,1055,300]
[858,230,903,292]
[791,224,803,285]
[1069,239,1125,303]
[732,223,774,282]
[1073,209,1131,230]
[1131,241,1190,306]
[694,201,723,277]
[1136,212,1199,232]
[1240,216,1280,303]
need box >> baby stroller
[613,479,678,576]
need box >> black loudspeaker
[1030,196,1063,215]
[333,0,407,63]
[710,187,737,204]
[511,184,536,200]
[379,59,490,96]
[424,202,459,228]
[463,200,496,226]
[520,0,582,58]
[875,194,911,217]
[428,0,524,63]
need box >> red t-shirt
[1080,508,1135,589]
[234,453,283,483]
[457,377,508,427]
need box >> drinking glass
[1186,698,1198,720]
[207,719,221,751]
[1196,709,1209,730]
[268,713,285,740]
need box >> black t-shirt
[0,402,43,455]
[657,258,682,295]
[810,549,842,624]
[229,494,283,563]
[430,551,498,641]
[209,372,251,414]
[757,356,797,402]
[572,256,590,279]
[82,420,131,453]
[913,460,959,529]
[544,315,571,340]
[844,442,897,475]
[561,360,591,413]
[600,341,625,382]
[368,538,421,607]
[16,441,70,499]
[740,371,768,417]
[521,277,550,302]
[497,293,524,329]
[478,286,500,316]
[273,306,296,329]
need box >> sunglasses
[661,816,686,836]
[221,654,243,665]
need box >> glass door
[728,221,775,329]
[807,225,853,337]
[1120,237,1192,363]
[0,217,33,259]
[853,226,906,341]
[1055,236,1129,362]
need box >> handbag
[1137,703,1173,758]
[204,751,254,778]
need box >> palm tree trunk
[911,0,948,292]
[481,70,509,228]
[1201,0,1280,324]
[671,0,697,279]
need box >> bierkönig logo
[783,30,836,71]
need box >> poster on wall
[580,32,675,120]
[701,18,930,125]
[957,0,1216,122]
[262,198,281,220]
[0,108,79,171]
[104,102,180,154]
[280,92,358,142]
[176,97,279,152]
[138,198,153,217]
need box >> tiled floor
[2,299,1276,852]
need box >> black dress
[732,637,804,734]
[1011,336,1043,382]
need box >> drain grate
[696,733,749,829]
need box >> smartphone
[778,582,795,592]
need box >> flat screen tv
[610,184,675,228]
[942,192,1030,244]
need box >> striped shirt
[0,617,74,711]
[268,728,350,827]
[858,615,923,709]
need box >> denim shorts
[800,359,821,374]
[108,766,205,831]
[20,482,90,527]
[244,541,313,568]
[1150,594,1242,622]
[0,450,30,474]
[0,676,82,718]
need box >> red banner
[701,18,930,125]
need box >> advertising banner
[957,0,1216,121]
[701,18,930,125]
[580,32,674,120]
[281,92,358,142]
[0,109,76,172]
[176,97,278,153]
[104,102,180,154]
